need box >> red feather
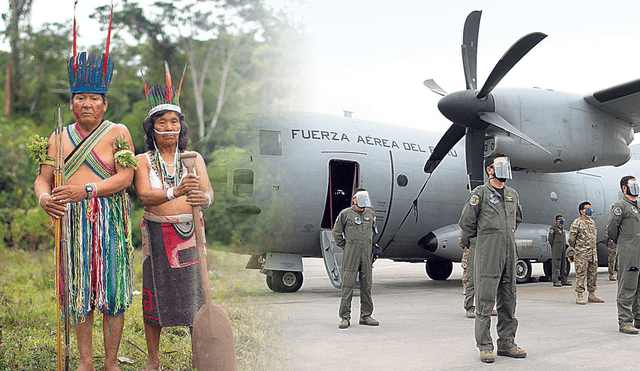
[177,63,187,102]
[141,69,149,110]
[102,1,114,81]
[164,61,173,102]
[72,1,78,72]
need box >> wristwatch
[85,183,94,199]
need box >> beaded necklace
[150,142,183,190]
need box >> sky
[4,0,640,133]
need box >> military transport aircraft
[209,10,640,292]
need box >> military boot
[588,292,604,303]
[480,349,494,363]
[609,273,617,281]
[576,293,586,305]
[619,325,638,334]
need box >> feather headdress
[143,62,187,116]
[67,1,114,94]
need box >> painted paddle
[181,152,236,371]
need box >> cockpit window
[259,130,282,156]
[233,169,254,197]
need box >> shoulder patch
[469,194,480,206]
[613,206,622,216]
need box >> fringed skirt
[63,191,133,323]
[141,211,204,327]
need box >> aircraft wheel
[266,271,303,293]
[425,260,453,280]
[516,259,532,284]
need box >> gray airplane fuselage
[221,112,632,265]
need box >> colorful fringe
[62,190,134,324]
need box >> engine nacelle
[486,88,634,173]
[419,223,553,263]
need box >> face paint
[154,129,181,135]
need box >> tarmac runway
[261,258,637,371]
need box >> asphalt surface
[260,258,638,371]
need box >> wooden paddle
[181,152,236,371]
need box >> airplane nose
[437,90,495,129]
[418,232,438,253]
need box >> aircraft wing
[584,78,640,131]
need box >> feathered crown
[67,1,114,94]
[142,62,187,116]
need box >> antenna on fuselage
[343,110,353,117]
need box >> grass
[0,246,288,370]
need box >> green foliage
[0,247,287,370]
[9,207,53,250]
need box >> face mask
[627,179,639,196]
[584,208,593,217]
[353,191,372,208]
[559,219,564,225]
[492,157,512,182]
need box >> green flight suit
[606,197,640,328]
[459,182,522,352]
[548,224,569,284]
[333,206,376,321]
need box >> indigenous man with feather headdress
[32,5,137,371]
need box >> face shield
[492,157,512,180]
[628,178,640,196]
[353,190,372,208]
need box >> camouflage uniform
[606,198,640,329]
[459,182,522,352]
[568,217,598,295]
[333,206,376,322]
[548,223,569,285]
[460,233,476,313]
[600,231,617,276]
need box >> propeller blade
[424,124,466,173]
[476,32,547,99]
[478,112,551,154]
[424,79,447,96]
[465,127,485,190]
[461,10,481,90]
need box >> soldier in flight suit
[568,201,604,305]
[606,176,640,334]
[600,231,618,281]
[459,154,526,363]
[549,215,571,287]
[333,188,379,329]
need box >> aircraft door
[322,160,359,229]
[320,160,359,289]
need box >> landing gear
[516,259,532,284]
[266,271,303,293]
[425,259,453,280]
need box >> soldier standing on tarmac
[333,188,379,330]
[549,215,572,287]
[459,154,526,364]
[568,201,605,305]
[605,176,640,335]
